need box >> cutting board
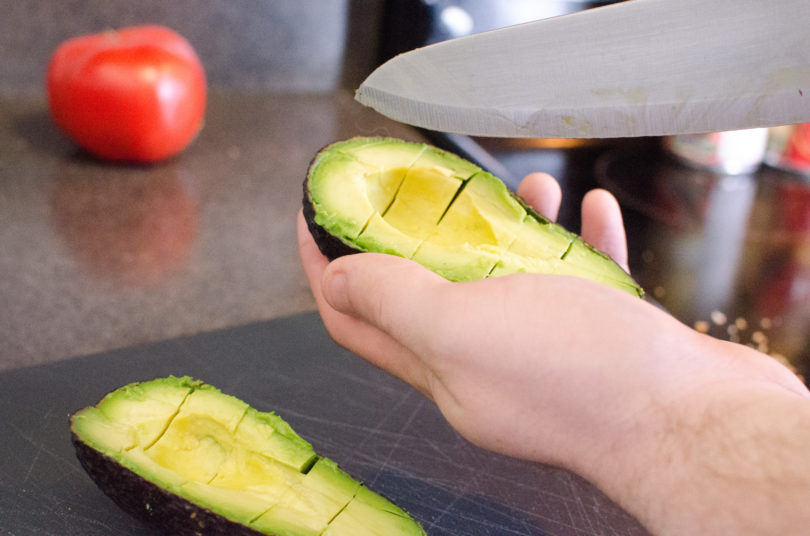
[0,312,648,536]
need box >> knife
[356,0,810,138]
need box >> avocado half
[70,376,426,536]
[303,137,643,297]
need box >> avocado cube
[408,145,480,181]
[343,138,425,170]
[355,213,424,258]
[71,407,137,452]
[383,167,463,241]
[324,487,422,536]
[234,408,316,472]
[309,153,378,241]
[411,240,500,281]
[95,376,192,447]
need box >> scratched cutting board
[0,312,648,536]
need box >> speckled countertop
[0,91,421,371]
[6,87,810,385]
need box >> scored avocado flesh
[70,376,425,536]
[306,137,643,297]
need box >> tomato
[47,25,206,163]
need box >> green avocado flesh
[70,376,425,536]
[304,137,643,297]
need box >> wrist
[596,340,810,535]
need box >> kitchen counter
[467,136,810,383]
[5,88,810,536]
[5,92,810,380]
[4,4,810,534]
[0,92,654,535]
[0,91,420,372]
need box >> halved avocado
[70,376,425,536]
[304,137,643,297]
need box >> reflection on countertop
[0,91,421,371]
[600,149,810,381]
[50,164,200,286]
[5,91,810,383]
[475,136,810,382]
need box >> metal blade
[356,0,810,138]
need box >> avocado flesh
[412,171,528,281]
[383,166,464,242]
[70,376,425,536]
[305,137,643,297]
[323,487,425,536]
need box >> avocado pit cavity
[70,376,425,535]
[304,137,643,297]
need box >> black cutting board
[0,312,648,536]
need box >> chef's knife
[356,0,810,138]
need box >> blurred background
[4,3,810,535]
[3,0,810,384]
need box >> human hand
[298,172,810,535]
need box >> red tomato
[47,25,206,163]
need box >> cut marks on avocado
[72,375,428,535]
[133,382,364,529]
[340,146,578,281]
[306,137,643,296]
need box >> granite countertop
[0,90,421,371]
[5,89,810,384]
[0,94,655,536]
[0,91,654,536]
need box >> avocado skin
[301,137,474,262]
[71,429,264,536]
[302,170,358,261]
[70,376,426,536]
[303,137,643,297]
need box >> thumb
[321,252,446,345]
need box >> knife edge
[356,84,810,139]
[356,0,810,138]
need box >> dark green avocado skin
[302,174,358,261]
[71,430,265,536]
[303,137,643,298]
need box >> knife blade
[356,0,810,138]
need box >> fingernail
[324,270,349,311]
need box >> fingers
[517,172,562,221]
[321,251,446,358]
[517,173,628,272]
[297,212,434,398]
[581,189,629,272]
[297,211,330,294]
